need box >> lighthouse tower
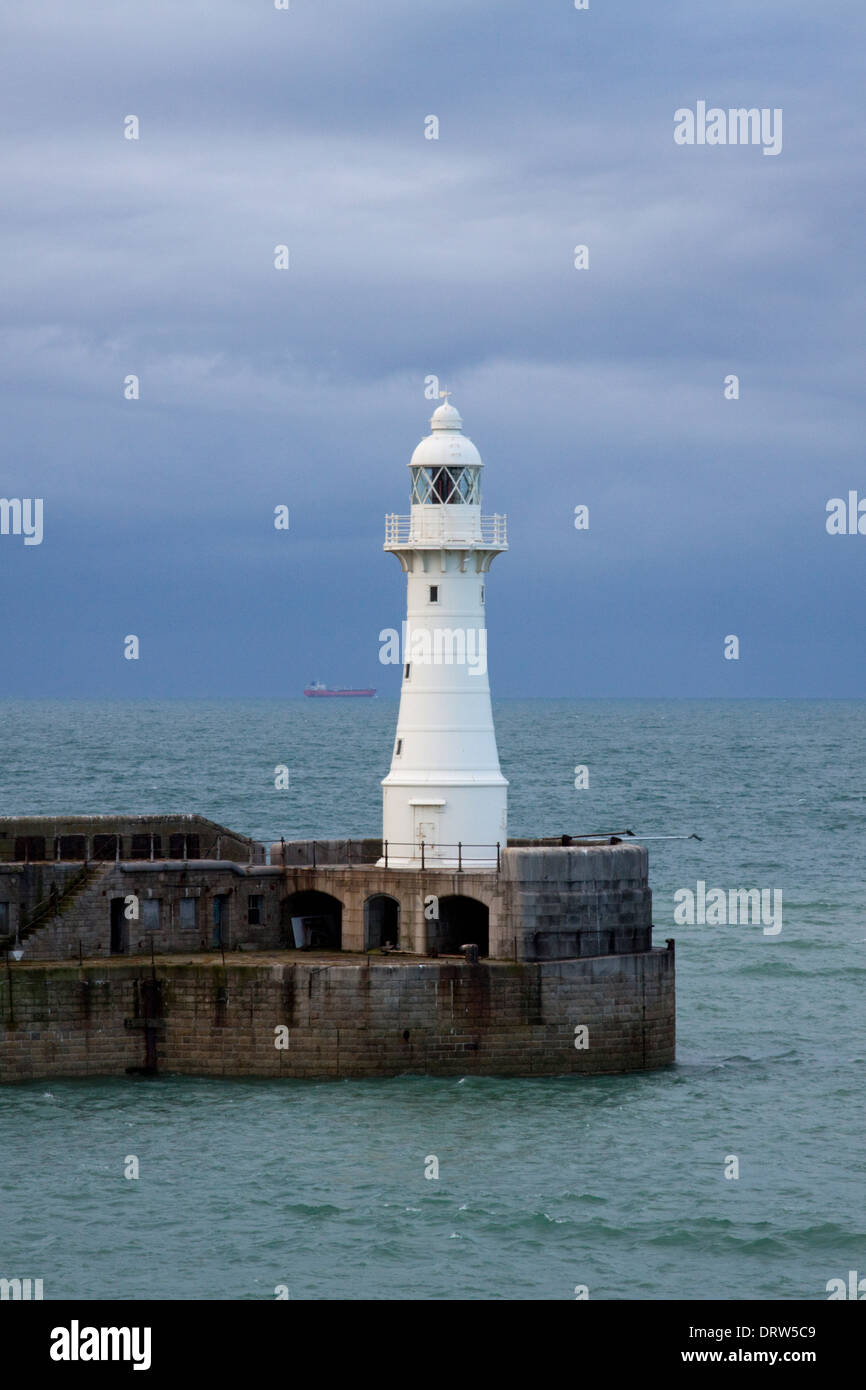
[381,396,508,867]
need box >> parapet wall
[0,814,263,865]
[0,948,675,1081]
[503,844,652,959]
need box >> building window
[57,835,85,862]
[248,895,263,926]
[0,903,9,933]
[93,834,118,861]
[169,833,200,860]
[428,585,439,603]
[179,898,197,930]
[480,584,485,604]
[16,837,46,861]
[141,899,161,930]
[130,834,161,861]
[395,738,403,756]
[404,663,411,680]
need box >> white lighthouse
[381,395,508,867]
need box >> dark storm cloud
[1,0,864,696]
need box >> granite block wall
[0,947,675,1081]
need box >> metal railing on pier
[278,839,502,872]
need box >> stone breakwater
[0,949,675,1082]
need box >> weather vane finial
[439,386,452,403]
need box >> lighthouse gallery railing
[384,514,507,546]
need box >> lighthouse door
[414,811,439,861]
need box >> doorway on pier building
[279,891,342,951]
[428,895,489,957]
[364,894,400,950]
[212,895,230,949]
[109,898,127,955]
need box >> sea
[0,698,863,1300]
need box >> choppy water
[0,698,864,1299]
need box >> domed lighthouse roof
[430,398,463,430]
[409,394,483,470]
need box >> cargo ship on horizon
[303,681,377,698]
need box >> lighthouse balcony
[384,513,507,549]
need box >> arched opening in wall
[431,896,489,957]
[280,891,342,951]
[364,895,400,950]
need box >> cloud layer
[1,0,864,696]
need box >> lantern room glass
[410,465,480,505]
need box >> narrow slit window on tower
[429,585,439,603]
[395,739,403,756]
[480,584,485,604]
[404,663,411,680]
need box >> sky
[1,0,864,698]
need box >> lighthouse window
[404,663,411,680]
[395,739,403,756]
[429,585,439,603]
[480,584,485,604]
